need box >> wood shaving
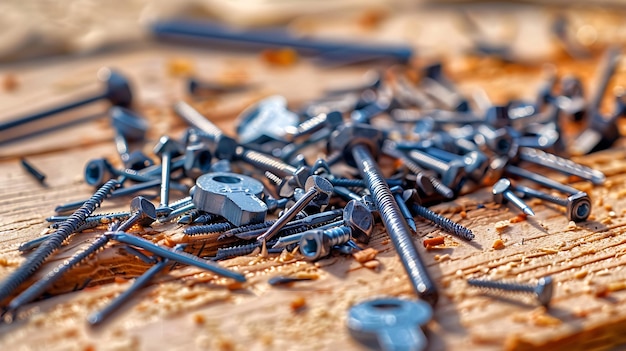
[290,296,306,311]
[607,280,626,292]
[166,58,195,77]
[460,210,467,219]
[423,236,445,248]
[434,254,451,262]
[260,48,298,66]
[363,260,380,270]
[509,214,527,223]
[193,313,205,325]
[492,239,505,250]
[540,248,559,254]
[574,270,589,279]
[353,248,378,263]
[494,221,509,231]
[3,74,18,91]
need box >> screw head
[153,136,183,157]
[299,230,329,261]
[123,150,155,171]
[566,192,591,222]
[441,159,466,190]
[492,178,512,204]
[343,200,374,244]
[130,196,157,227]
[305,175,334,197]
[534,276,554,307]
[84,158,114,187]
[110,106,148,141]
[184,143,213,179]
[99,68,133,108]
[327,123,383,167]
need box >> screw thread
[174,101,224,139]
[519,147,605,184]
[352,144,438,306]
[192,213,222,224]
[0,179,118,304]
[411,204,474,240]
[407,149,448,174]
[184,222,233,235]
[241,149,296,175]
[257,187,319,242]
[7,234,112,312]
[264,171,283,185]
[293,113,327,138]
[428,176,455,199]
[322,226,352,247]
[467,278,534,293]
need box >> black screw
[410,201,475,241]
[0,179,119,306]
[467,276,554,306]
[20,158,46,184]
[0,68,132,132]
[117,196,158,232]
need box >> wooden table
[2,8,626,351]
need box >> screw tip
[523,207,536,217]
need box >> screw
[514,184,591,222]
[224,210,334,241]
[284,111,343,142]
[423,148,490,184]
[236,147,310,188]
[517,147,605,185]
[492,178,535,216]
[467,276,554,307]
[587,47,620,116]
[257,176,333,243]
[106,232,246,282]
[158,202,196,223]
[184,222,234,236]
[391,186,417,233]
[110,106,154,170]
[505,164,580,195]
[187,76,251,96]
[214,242,282,260]
[153,136,183,208]
[0,179,119,306]
[87,244,186,326]
[328,123,438,306]
[20,158,46,184]
[405,149,466,192]
[192,213,223,225]
[117,196,158,232]
[299,227,353,261]
[408,198,475,241]
[0,68,132,132]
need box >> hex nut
[343,200,374,244]
[567,192,591,222]
[130,196,158,227]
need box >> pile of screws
[3,47,620,342]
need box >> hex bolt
[153,136,183,208]
[20,158,46,184]
[87,244,186,326]
[492,178,535,216]
[106,232,246,282]
[284,111,343,141]
[299,227,353,261]
[391,186,418,233]
[518,147,605,185]
[505,164,580,195]
[328,123,438,306]
[0,179,119,306]
[110,106,154,171]
[405,149,466,192]
[117,196,158,232]
[467,276,554,307]
[236,147,310,188]
[257,176,333,243]
[173,101,238,160]
[513,184,591,222]
[0,68,132,132]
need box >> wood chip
[423,236,445,248]
[509,214,527,223]
[363,260,380,270]
[353,248,378,263]
[3,74,18,91]
[574,270,588,279]
[166,58,195,76]
[494,221,509,231]
[260,48,298,66]
[290,296,306,311]
[492,239,506,250]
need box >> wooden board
[2,8,626,351]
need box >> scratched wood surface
[2,7,626,351]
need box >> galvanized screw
[257,176,334,242]
[505,164,580,195]
[110,106,154,170]
[391,186,417,233]
[514,184,591,222]
[299,227,352,261]
[405,148,466,192]
[517,147,605,185]
[492,178,535,216]
[467,276,554,307]
[409,199,475,241]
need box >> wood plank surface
[2,7,626,351]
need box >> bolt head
[327,123,383,167]
[153,136,183,157]
[462,151,490,182]
[129,196,157,226]
[184,143,213,179]
[566,192,592,222]
[84,158,114,187]
[305,175,334,197]
[492,178,512,204]
[100,68,133,108]
[293,166,311,188]
[123,150,154,171]
[299,230,329,261]
[534,276,554,307]
[441,159,466,191]
[343,200,374,244]
[110,106,148,141]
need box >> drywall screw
[234,209,342,241]
[117,196,158,232]
[236,147,310,188]
[173,101,238,160]
[0,179,119,306]
[0,68,132,132]
[192,213,223,225]
[153,136,183,208]
[46,211,131,224]
[87,244,186,326]
[184,222,234,236]
[5,232,114,315]
[20,158,46,184]
[405,148,466,192]
[106,232,246,282]
[517,147,605,185]
[514,184,591,222]
[328,123,438,306]
[391,186,417,233]
[284,111,343,142]
[467,276,554,307]
[410,202,475,241]
[299,227,352,261]
[505,164,580,195]
[257,176,334,243]
[214,242,281,260]
[177,209,202,224]
[492,178,535,216]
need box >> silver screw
[518,147,605,185]
[514,184,591,222]
[405,148,466,191]
[153,136,183,208]
[467,276,554,306]
[299,227,352,261]
[505,164,580,195]
[257,176,333,243]
[492,178,535,216]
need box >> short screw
[299,227,352,261]
[514,184,591,222]
[492,178,535,216]
[410,201,475,241]
[110,106,153,170]
[467,276,554,307]
[236,147,310,188]
[153,136,183,208]
[0,68,132,132]
[284,111,343,142]
[257,175,333,243]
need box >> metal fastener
[514,184,591,222]
[153,136,183,208]
[492,178,535,216]
[467,276,554,306]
